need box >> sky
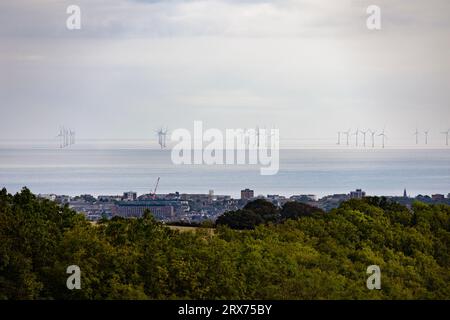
[0,0,449,148]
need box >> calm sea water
[0,148,449,198]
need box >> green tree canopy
[1,188,449,300]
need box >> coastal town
[37,188,450,223]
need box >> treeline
[1,187,449,299]
[216,199,325,229]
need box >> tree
[281,201,324,220]
[216,209,264,230]
[243,199,280,222]
[1,188,449,300]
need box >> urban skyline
[33,186,450,223]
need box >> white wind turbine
[360,129,368,147]
[352,128,360,147]
[156,127,169,149]
[343,129,351,146]
[56,127,64,148]
[368,129,376,148]
[69,129,75,146]
[256,126,260,148]
[441,129,450,146]
[424,130,430,145]
[414,128,419,145]
[378,128,387,149]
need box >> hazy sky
[1,0,449,147]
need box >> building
[349,189,366,199]
[113,200,189,220]
[98,195,122,202]
[69,202,114,221]
[266,194,288,207]
[180,193,212,204]
[432,194,445,201]
[37,194,57,201]
[317,194,349,211]
[290,194,317,202]
[161,192,181,200]
[55,195,71,204]
[73,194,96,203]
[122,191,137,201]
[241,188,254,200]
[215,195,231,201]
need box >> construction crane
[151,177,160,199]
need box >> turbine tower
[69,129,75,146]
[267,125,276,148]
[156,128,163,149]
[63,127,68,147]
[256,126,260,148]
[162,128,168,148]
[441,129,450,146]
[343,129,351,146]
[156,127,168,149]
[360,130,368,147]
[368,129,376,148]
[352,128,360,147]
[64,128,69,147]
[424,130,430,145]
[57,127,64,148]
[378,128,387,149]
[241,127,248,146]
[414,128,419,145]
[337,131,341,145]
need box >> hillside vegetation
[1,188,449,299]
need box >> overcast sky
[1,0,449,147]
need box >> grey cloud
[0,0,449,142]
[1,0,449,39]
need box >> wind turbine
[368,129,376,148]
[343,129,351,146]
[424,130,430,145]
[64,127,69,147]
[352,128,360,147]
[164,128,169,147]
[267,125,277,148]
[57,127,64,148]
[240,127,248,146]
[378,128,387,149]
[360,129,368,147]
[156,128,167,149]
[441,129,450,146]
[256,126,260,148]
[414,128,419,145]
[158,127,169,149]
[69,129,75,146]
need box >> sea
[0,146,449,198]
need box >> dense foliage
[1,188,449,299]
[216,199,326,229]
